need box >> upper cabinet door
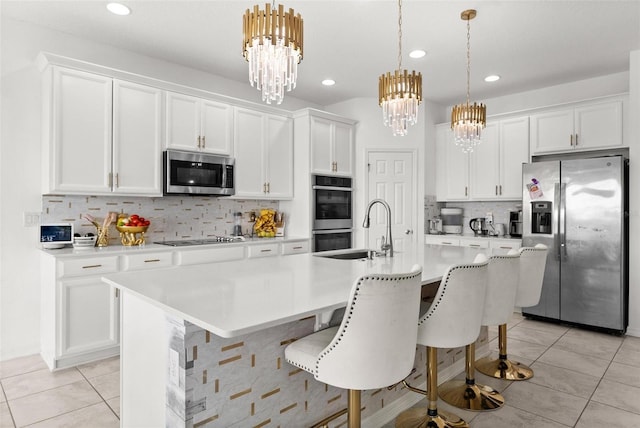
[436,125,469,201]
[200,100,233,155]
[165,92,200,151]
[574,100,623,150]
[233,108,266,198]
[469,122,500,199]
[310,117,333,174]
[112,80,163,196]
[49,68,112,194]
[500,116,529,199]
[530,108,574,154]
[333,122,354,176]
[265,115,293,198]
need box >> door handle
[404,229,413,235]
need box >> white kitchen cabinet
[424,235,461,246]
[233,107,293,199]
[435,123,469,201]
[459,237,490,249]
[176,246,246,265]
[165,91,233,155]
[41,254,120,370]
[247,243,280,258]
[112,80,163,195]
[489,239,521,251]
[281,240,310,255]
[438,116,528,201]
[121,252,173,271]
[42,67,163,196]
[425,235,522,250]
[311,116,354,176]
[530,98,623,154]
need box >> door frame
[363,148,419,250]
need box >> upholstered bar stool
[476,244,548,380]
[396,254,489,428]
[438,251,520,411]
[285,266,422,428]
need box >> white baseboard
[626,326,640,338]
[362,344,490,428]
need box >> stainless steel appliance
[509,210,523,237]
[154,236,245,246]
[469,218,489,236]
[521,156,628,333]
[163,150,235,196]
[428,218,443,234]
[440,207,463,234]
[312,175,353,252]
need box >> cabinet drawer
[459,238,490,249]
[121,252,173,271]
[58,257,119,278]
[490,239,522,251]
[281,241,310,255]
[247,243,279,258]
[425,236,460,246]
[176,246,245,266]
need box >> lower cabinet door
[59,277,119,357]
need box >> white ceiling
[3,0,640,107]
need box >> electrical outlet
[23,212,41,227]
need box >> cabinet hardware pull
[202,135,206,148]
[108,173,112,188]
[575,134,578,146]
[260,249,272,253]
[197,136,202,148]
[469,244,480,247]
[115,173,119,188]
[144,259,161,263]
[115,288,119,298]
[442,242,452,245]
[495,185,498,195]
[499,246,512,249]
[570,134,573,146]
[267,182,270,193]
[499,185,502,195]
[263,183,266,193]
[465,186,468,196]
[293,246,303,250]
[82,264,102,269]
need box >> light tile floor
[0,314,638,427]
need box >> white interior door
[366,151,416,253]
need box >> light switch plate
[23,212,41,227]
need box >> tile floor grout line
[77,366,120,421]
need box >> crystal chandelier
[379,0,422,136]
[242,3,303,105]
[451,9,486,153]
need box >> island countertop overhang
[102,244,487,338]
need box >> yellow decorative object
[96,226,109,247]
[254,209,277,237]
[116,225,149,246]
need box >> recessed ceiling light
[484,74,500,82]
[409,50,426,59]
[107,2,131,16]
[321,79,336,86]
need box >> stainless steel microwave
[163,150,235,196]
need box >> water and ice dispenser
[531,201,552,234]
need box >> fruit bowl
[116,225,149,246]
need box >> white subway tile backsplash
[41,196,278,244]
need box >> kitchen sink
[314,249,373,260]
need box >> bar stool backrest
[416,254,489,349]
[482,251,521,326]
[515,244,549,308]
[315,265,422,390]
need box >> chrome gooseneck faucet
[362,198,393,257]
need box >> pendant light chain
[466,17,471,106]
[398,0,403,70]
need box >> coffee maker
[509,210,523,237]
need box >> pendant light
[451,9,486,153]
[379,0,422,137]
[242,3,303,105]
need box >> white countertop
[40,236,309,258]
[102,244,491,338]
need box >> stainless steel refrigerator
[521,156,628,333]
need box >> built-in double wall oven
[312,175,353,252]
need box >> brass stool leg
[348,389,361,428]
[395,347,468,428]
[476,324,534,380]
[439,343,505,411]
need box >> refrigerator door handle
[558,182,567,261]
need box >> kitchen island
[102,244,494,427]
